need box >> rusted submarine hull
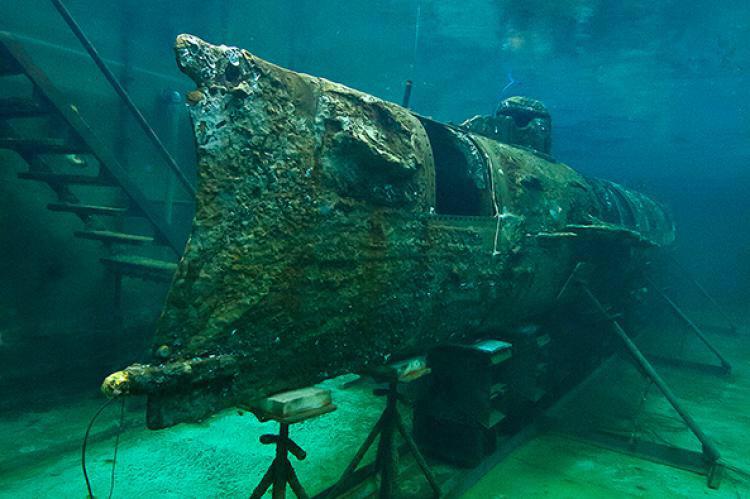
[102,35,674,429]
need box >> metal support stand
[326,374,440,498]
[250,422,309,499]
[248,388,336,499]
[579,283,724,488]
[647,277,732,374]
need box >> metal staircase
[0,31,185,287]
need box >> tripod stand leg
[327,414,385,497]
[348,413,385,476]
[376,411,397,499]
[377,382,404,499]
[287,463,309,499]
[250,461,275,499]
[395,414,441,497]
[273,457,289,499]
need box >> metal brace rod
[647,277,732,374]
[580,284,722,465]
[669,259,738,334]
[50,0,196,198]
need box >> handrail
[49,0,196,197]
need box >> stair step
[48,202,128,217]
[0,137,86,154]
[74,230,154,245]
[0,97,47,118]
[18,171,116,186]
[0,34,184,255]
[100,255,177,282]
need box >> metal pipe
[402,80,413,108]
[648,277,732,373]
[581,285,722,463]
[49,0,196,197]
[161,89,183,225]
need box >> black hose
[82,397,125,499]
[108,398,126,499]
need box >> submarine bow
[103,34,674,429]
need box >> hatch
[419,118,493,216]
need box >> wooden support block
[256,387,332,419]
[366,356,431,383]
[472,339,513,365]
[390,356,430,382]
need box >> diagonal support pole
[668,258,739,335]
[647,277,732,374]
[579,284,723,487]
[323,380,440,498]
[324,412,385,498]
[395,411,441,497]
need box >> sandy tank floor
[0,310,748,498]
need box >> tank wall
[0,0,747,405]
[3,0,744,296]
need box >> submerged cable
[82,397,125,499]
[108,398,126,499]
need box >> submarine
[102,34,674,429]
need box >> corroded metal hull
[103,35,674,429]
